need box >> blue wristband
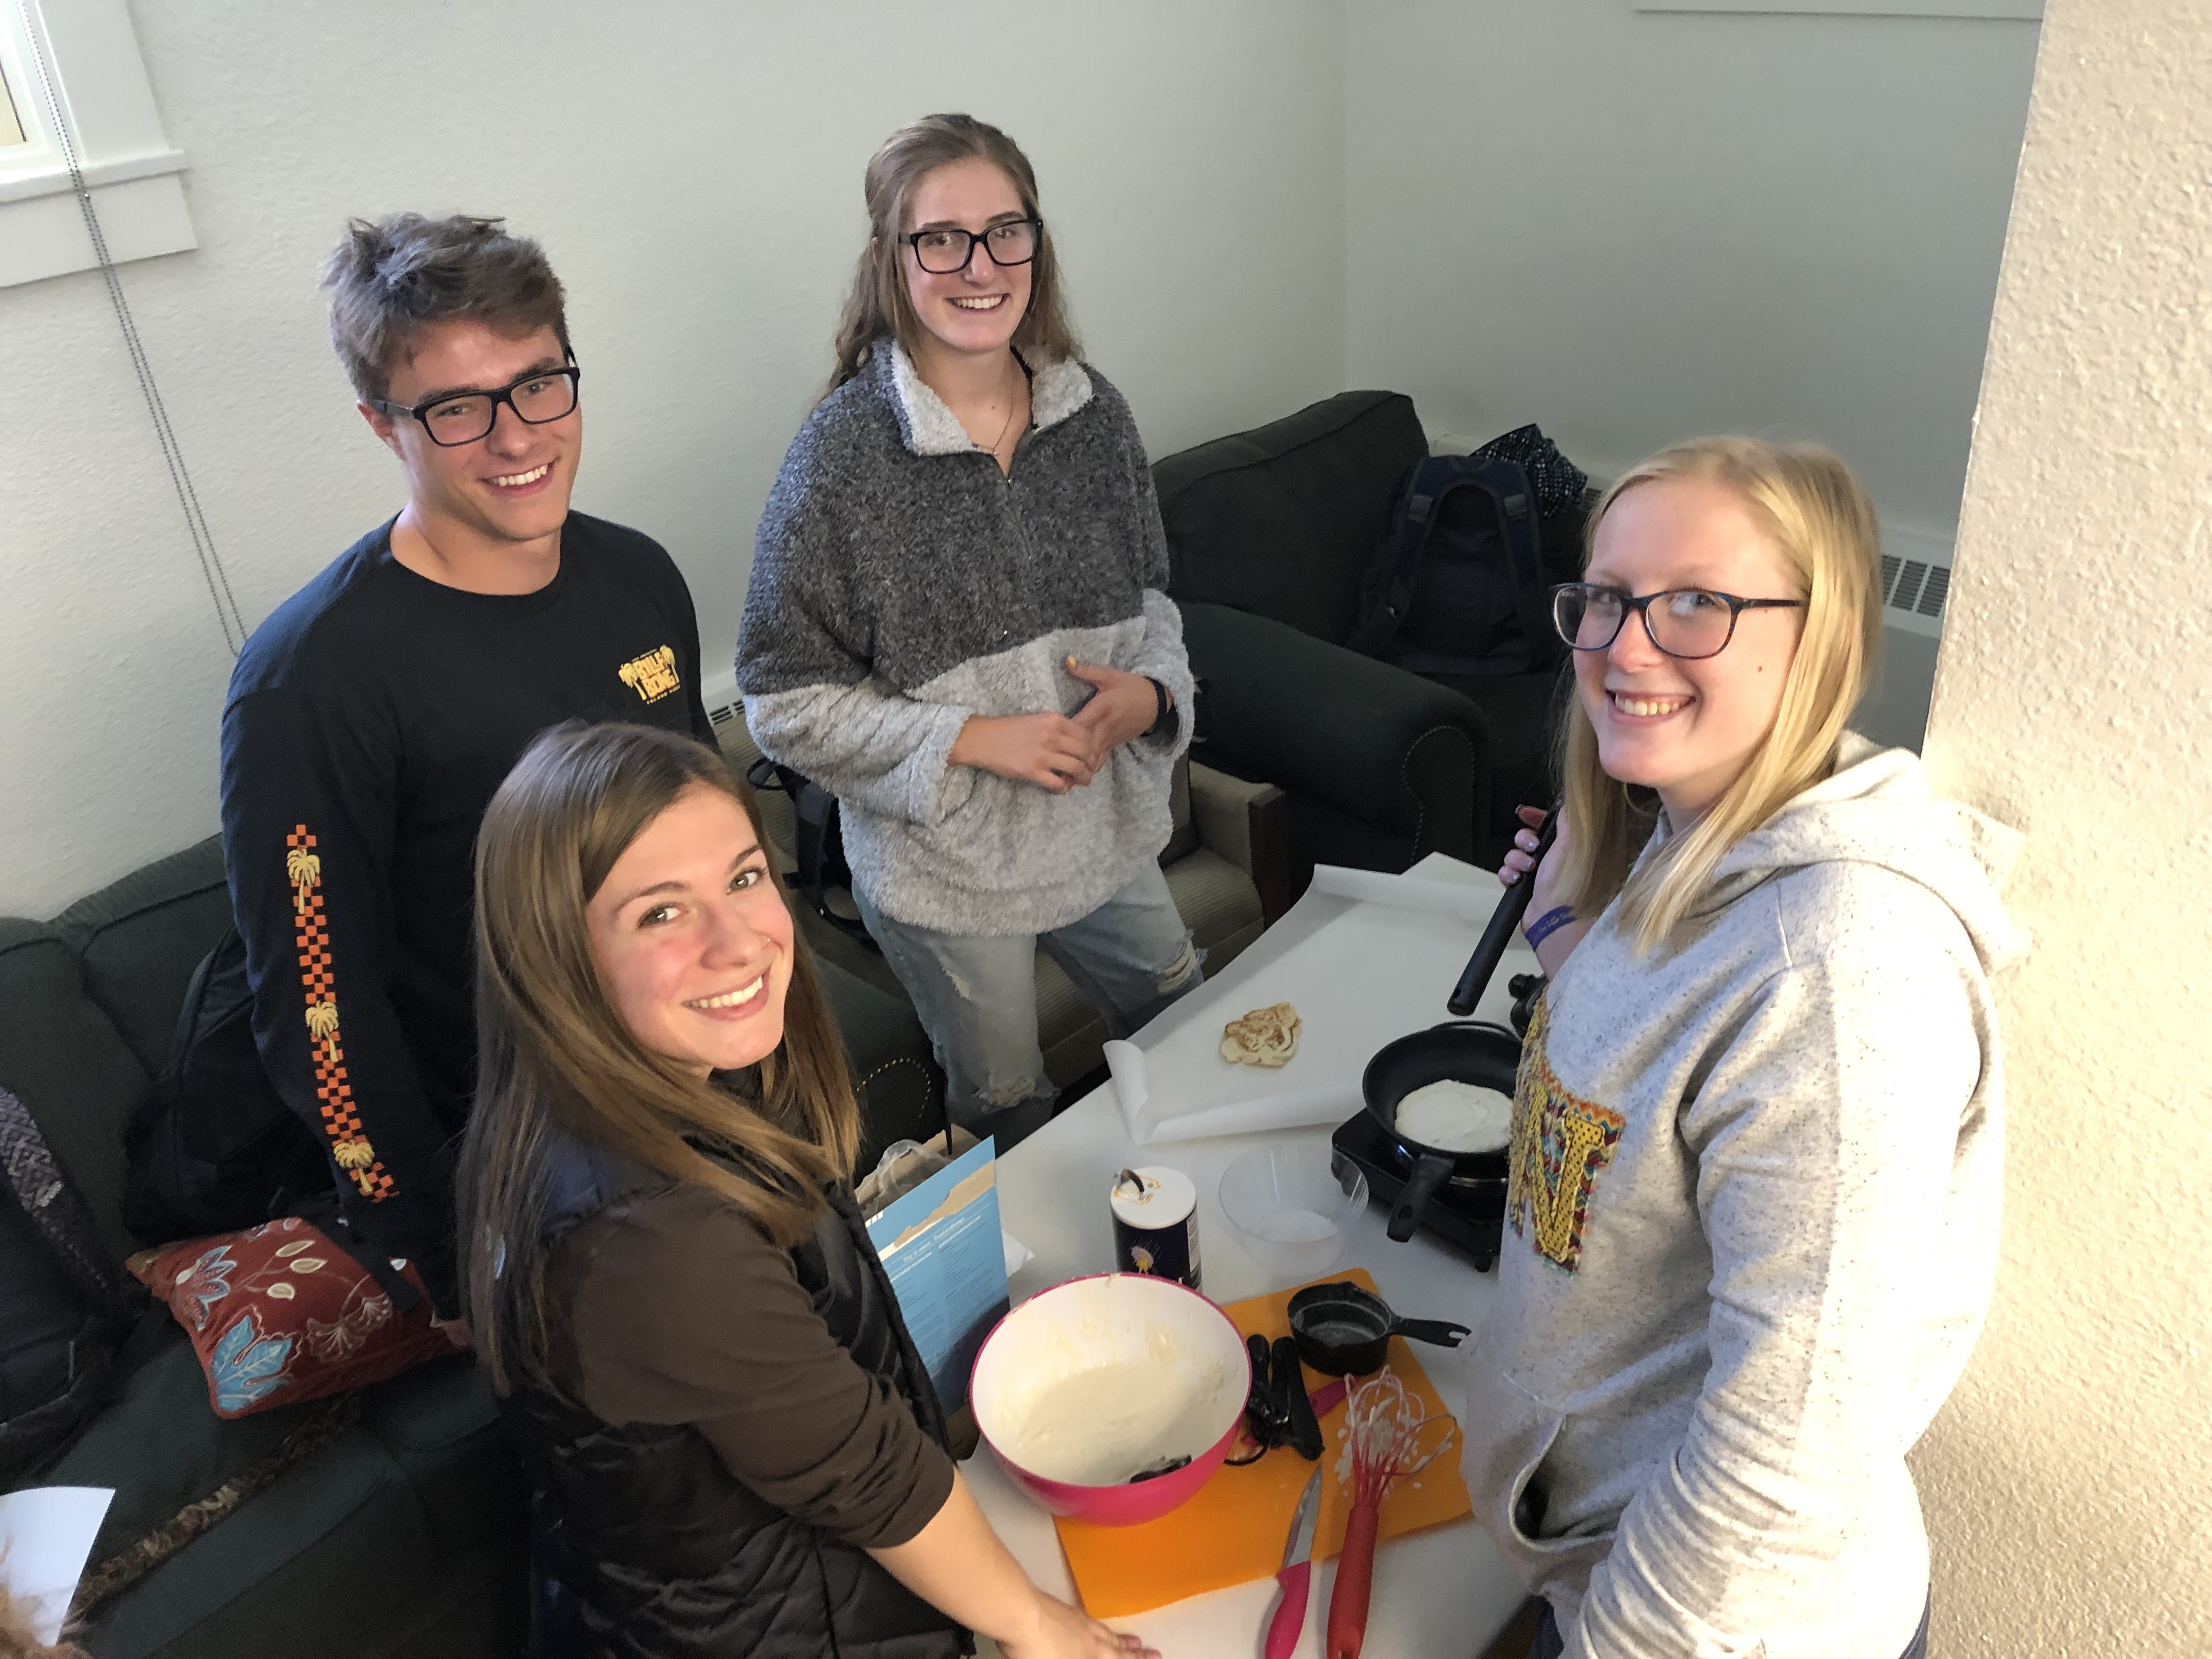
[1524,904,1577,950]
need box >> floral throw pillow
[127,1217,452,1418]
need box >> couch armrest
[1188,764,1296,926]
[1182,601,1491,867]
[815,954,945,1166]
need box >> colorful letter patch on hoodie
[1508,996,1624,1271]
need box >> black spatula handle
[1447,811,1558,1017]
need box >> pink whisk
[1325,1369,1455,1659]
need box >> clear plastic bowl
[1217,1141,1369,1285]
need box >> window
[0,0,195,289]
[1,63,26,149]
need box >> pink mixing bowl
[970,1273,1251,1528]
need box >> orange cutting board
[1051,1267,1472,1619]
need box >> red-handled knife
[1263,1466,1325,1659]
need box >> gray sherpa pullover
[737,341,1193,936]
[1460,738,2026,1659]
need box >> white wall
[1918,4,2212,1652]
[1342,0,2039,748]
[0,0,1345,918]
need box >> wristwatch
[1144,677,1174,737]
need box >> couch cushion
[52,837,232,1077]
[1155,391,1428,647]
[0,920,151,1262]
[50,1327,522,1659]
[1161,847,1263,969]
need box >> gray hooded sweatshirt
[1460,738,2026,1659]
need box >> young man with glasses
[218,213,715,1336]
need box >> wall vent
[1889,559,1932,613]
[1914,565,1950,618]
[697,668,744,735]
[1882,558,1948,621]
[1877,527,1953,639]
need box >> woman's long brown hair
[826,111,1081,396]
[456,722,861,1396]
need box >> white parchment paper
[1106,866,1523,1144]
[0,1486,113,1644]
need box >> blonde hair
[1554,437,1883,952]
[826,112,1080,395]
[457,723,862,1395]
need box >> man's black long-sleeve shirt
[219,512,716,1316]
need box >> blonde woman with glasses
[1472,439,2024,1659]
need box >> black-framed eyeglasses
[369,357,581,448]
[1552,582,1806,661]
[900,217,1042,275]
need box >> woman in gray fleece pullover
[737,115,1197,1136]
[1476,438,2024,1659]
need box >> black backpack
[1,1085,144,1479]
[1351,425,1589,677]
[743,758,882,952]
[121,925,330,1244]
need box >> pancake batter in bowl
[1000,1353,1232,1486]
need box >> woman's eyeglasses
[901,218,1042,275]
[1551,583,1805,661]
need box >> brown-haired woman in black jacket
[456,722,1154,1659]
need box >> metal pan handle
[1391,1318,1471,1348]
[1447,811,1558,1017]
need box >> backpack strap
[1461,455,1556,662]
[744,757,881,952]
[1348,455,1462,658]
[123,926,231,1163]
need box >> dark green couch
[3,835,945,1658]
[1155,391,1592,880]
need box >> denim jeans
[1527,1594,1929,1659]
[854,862,1203,1132]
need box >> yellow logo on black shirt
[618,645,681,704]
[1507,995,1625,1272]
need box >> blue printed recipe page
[864,1138,1010,1413]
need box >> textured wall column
[1915,3,2212,1655]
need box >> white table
[969,855,1540,1659]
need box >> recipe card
[865,1136,1008,1414]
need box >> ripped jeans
[854,863,1203,1133]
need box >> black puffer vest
[511,1161,968,1659]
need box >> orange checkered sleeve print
[284,826,395,1201]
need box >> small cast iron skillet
[1286,1281,1470,1378]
